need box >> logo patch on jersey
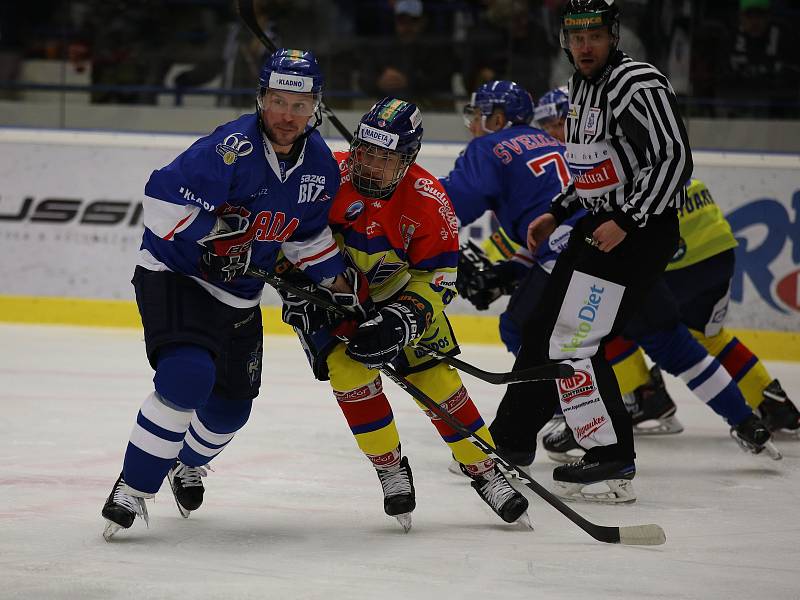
[567,104,578,119]
[557,370,595,403]
[365,254,405,286]
[215,132,253,165]
[584,108,601,136]
[399,215,421,249]
[344,200,365,221]
[413,178,458,238]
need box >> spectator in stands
[358,0,455,110]
[719,0,799,117]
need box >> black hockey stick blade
[380,363,666,546]
[236,0,354,141]
[246,266,568,385]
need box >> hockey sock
[638,327,752,425]
[124,391,193,495]
[407,365,494,473]
[604,337,652,395]
[692,328,773,411]
[178,393,253,467]
[334,377,402,469]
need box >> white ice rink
[1,323,798,599]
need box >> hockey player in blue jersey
[441,80,578,359]
[101,49,363,540]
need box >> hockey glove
[346,294,430,368]
[280,267,374,337]
[457,242,521,310]
[198,214,254,282]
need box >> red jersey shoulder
[396,163,459,241]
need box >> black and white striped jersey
[552,50,693,230]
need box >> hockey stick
[246,265,573,385]
[378,362,666,546]
[236,0,354,141]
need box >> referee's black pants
[489,210,679,463]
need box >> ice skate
[376,456,415,532]
[624,366,684,435]
[730,414,782,460]
[168,461,209,518]
[469,465,531,527]
[101,473,150,541]
[552,458,636,504]
[757,379,800,437]
[542,416,584,463]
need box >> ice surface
[1,324,798,599]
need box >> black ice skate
[552,458,636,504]
[469,466,531,527]
[730,414,782,460]
[624,366,684,435]
[376,456,416,532]
[542,416,584,463]
[757,379,800,437]
[168,461,209,518]
[101,473,150,541]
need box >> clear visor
[462,104,480,129]
[260,89,321,117]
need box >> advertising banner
[0,129,798,331]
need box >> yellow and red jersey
[329,151,459,318]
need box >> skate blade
[102,520,123,542]
[633,415,684,436]
[763,440,783,460]
[546,449,584,464]
[553,479,637,505]
[394,512,412,533]
[168,478,191,518]
[771,427,800,440]
[515,511,534,530]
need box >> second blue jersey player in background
[440,80,578,465]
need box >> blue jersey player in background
[101,49,364,540]
[440,80,578,357]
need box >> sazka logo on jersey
[366,255,405,285]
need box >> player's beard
[263,122,302,150]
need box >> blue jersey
[441,125,583,270]
[139,113,345,307]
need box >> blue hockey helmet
[463,80,534,130]
[534,87,569,125]
[348,97,424,200]
[257,48,324,117]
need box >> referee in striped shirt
[488,0,693,504]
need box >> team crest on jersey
[399,215,421,250]
[216,132,253,165]
[584,108,602,136]
[567,104,578,119]
[344,200,365,221]
[365,255,405,285]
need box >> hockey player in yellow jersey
[278,98,530,531]
[604,179,799,437]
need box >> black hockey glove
[198,214,254,282]
[280,267,374,337]
[346,293,431,368]
[457,241,521,310]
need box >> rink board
[0,294,797,361]
[0,127,798,342]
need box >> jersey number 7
[526,152,571,188]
